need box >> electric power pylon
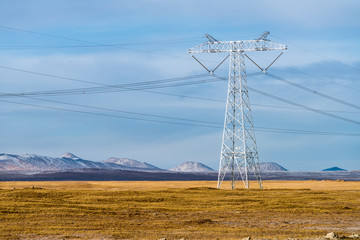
[189,32,286,189]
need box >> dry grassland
[0,180,359,240]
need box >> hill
[322,167,347,171]
[102,157,160,170]
[169,161,215,172]
[260,162,288,172]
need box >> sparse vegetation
[0,181,359,239]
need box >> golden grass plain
[0,180,359,240]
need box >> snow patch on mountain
[170,161,215,172]
[59,152,80,160]
[102,157,159,170]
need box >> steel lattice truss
[189,34,286,189]
[189,40,286,53]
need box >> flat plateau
[0,181,359,240]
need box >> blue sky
[0,0,359,171]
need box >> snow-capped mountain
[0,153,164,173]
[0,152,287,174]
[0,153,110,172]
[102,157,160,170]
[259,162,288,172]
[170,161,215,172]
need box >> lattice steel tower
[189,32,286,189]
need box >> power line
[213,74,360,126]
[2,63,358,114]
[1,75,358,135]
[0,99,221,129]
[2,63,357,114]
[0,76,221,98]
[0,25,196,60]
[0,25,96,44]
[0,65,107,85]
[0,39,201,50]
[0,65,209,89]
[2,62,359,124]
[0,65,210,88]
[0,63,225,102]
[270,34,360,73]
[1,26,359,131]
[0,25,202,46]
[249,86,360,126]
[275,68,360,94]
[2,98,359,137]
[15,95,222,126]
[2,87,358,137]
[256,126,360,136]
[266,72,360,111]
[252,103,360,114]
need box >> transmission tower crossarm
[188,40,287,53]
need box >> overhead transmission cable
[266,72,360,111]
[270,34,360,73]
[8,94,222,125]
[2,98,359,136]
[0,25,98,44]
[0,75,358,134]
[0,39,202,50]
[5,25,357,113]
[1,26,359,131]
[2,24,358,79]
[213,74,360,126]
[0,75,222,98]
[1,58,359,126]
[275,68,360,91]
[1,63,359,114]
[0,65,112,85]
[252,103,360,114]
[0,25,202,46]
[2,73,359,136]
[0,25,196,60]
[249,86,360,126]
[0,98,220,129]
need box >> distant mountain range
[0,153,160,173]
[1,153,359,181]
[1,152,356,175]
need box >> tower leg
[217,50,262,189]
